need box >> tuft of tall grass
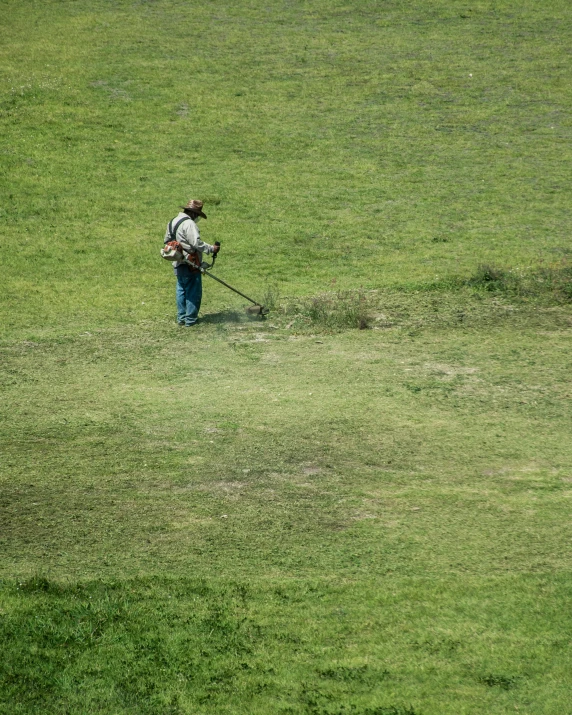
[282,289,374,330]
[261,284,281,312]
[466,260,572,302]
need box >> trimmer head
[245,305,269,316]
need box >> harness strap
[165,216,192,244]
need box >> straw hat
[180,199,207,219]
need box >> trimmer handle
[211,241,221,268]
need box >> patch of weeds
[17,575,60,594]
[283,290,374,331]
[262,284,281,312]
[466,260,572,302]
[468,264,510,291]
[478,673,519,690]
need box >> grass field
[1,1,572,713]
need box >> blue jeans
[175,265,202,325]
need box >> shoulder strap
[166,216,192,243]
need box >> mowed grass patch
[1,300,571,711]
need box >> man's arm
[180,221,218,254]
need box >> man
[164,199,220,326]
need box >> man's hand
[213,242,221,254]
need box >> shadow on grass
[200,309,267,325]
[200,309,246,325]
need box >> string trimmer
[201,242,269,316]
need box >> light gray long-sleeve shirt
[164,212,216,268]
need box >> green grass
[1,0,572,712]
[2,573,570,714]
[1,0,571,338]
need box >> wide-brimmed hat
[180,199,207,219]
